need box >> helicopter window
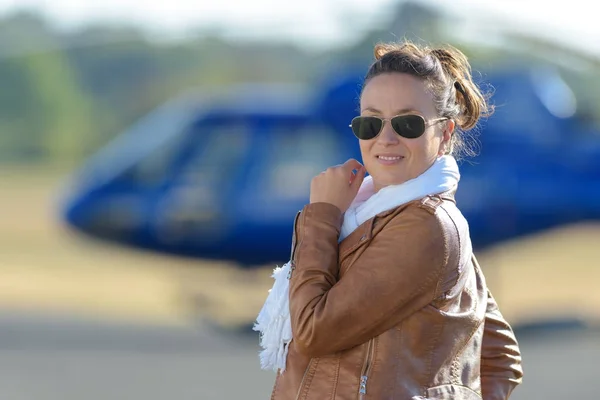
[177,123,250,186]
[152,123,251,243]
[124,129,189,187]
[85,97,199,188]
[262,125,340,199]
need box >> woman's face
[359,73,453,192]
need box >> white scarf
[253,155,460,372]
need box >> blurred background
[1,0,599,398]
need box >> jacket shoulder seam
[433,202,462,297]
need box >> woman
[255,41,523,399]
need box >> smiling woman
[353,42,492,191]
[257,40,523,400]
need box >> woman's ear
[439,119,455,156]
[444,119,455,142]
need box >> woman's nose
[377,122,400,146]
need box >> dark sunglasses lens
[391,115,425,138]
[351,117,382,140]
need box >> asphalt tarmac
[0,312,596,400]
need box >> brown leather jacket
[270,191,523,399]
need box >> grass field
[2,165,599,329]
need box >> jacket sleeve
[288,202,449,357]
[480,288,524,400]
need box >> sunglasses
[349,114,448,140]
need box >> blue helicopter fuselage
[60,68,600,266]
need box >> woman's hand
[309,159,366,213]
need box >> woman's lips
[376,154,404,165]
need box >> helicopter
[59,65,600,267]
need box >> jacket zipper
[287,210,302,279]
[358,338,375,399]
[295,359,313,400]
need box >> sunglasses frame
[349,114,449,140]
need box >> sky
[0,0,598,53]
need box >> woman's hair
[362,41,493,159]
